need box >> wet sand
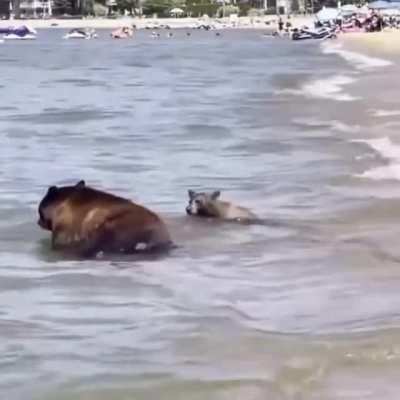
[341,30,400,55]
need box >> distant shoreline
[0,16,314,30]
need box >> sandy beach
[341,30,400,55]
[0,15,314,30]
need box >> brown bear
[38,180,172,256]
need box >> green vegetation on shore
[8,0,328,19]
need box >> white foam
[354,137,400,181]
[293,117,360,133]
[322,42,392,71]
[276,75,358,102]
[356,137,400,160]
[370,109,400,118]
[357,164,400,181]
[301,75,358,102]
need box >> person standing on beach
[278,17,284,34]
[285,16,292,32]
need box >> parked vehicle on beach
[292,26,337,41]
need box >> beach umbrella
[380,7,400,14]
[341,4,358,12]
[358,5,370,14]
[316,7,340,21]
[368,0,392,9]
[340,4,358,15]
[170,7,184,14]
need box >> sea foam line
[277,74,358,102]
[301,74,358,101]
[293,117,360,133]
[369,109,400,118]
[354,137,400,180]
[321,41,392,71]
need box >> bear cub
[186,190,257,222]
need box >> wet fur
[38,181,172,257]
[186,190,258,222]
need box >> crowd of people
[318,10,400,33]
[336,11,384,32]
[273,7,400,40]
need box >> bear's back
[52,186,171,254]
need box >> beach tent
[316,7,340,21]
[368,0,392,9]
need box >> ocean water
[1,29,400,399]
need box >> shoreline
[340,30,400,55]
[0,15,314,30]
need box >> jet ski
[1,25,37,40]
[63,28,97,40]
[292,27,336,41]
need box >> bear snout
[186,205,193,215]
[38,218,50,230]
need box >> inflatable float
[0,25,37,40]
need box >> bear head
[38,180,86,231]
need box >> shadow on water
[30,213,305,266]
[13,210,321,267]
[35,237,176,265]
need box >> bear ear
[47,186,58,195]
[211,190,221,200]
[76,180,86,188]
[188,190,196,199]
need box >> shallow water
[1,29,400,399]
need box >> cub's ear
[47,186,58,195]
[76,180,86,188]
[188,190,196,199]
[211,190,221,200]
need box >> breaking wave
[322,41,392,71]
[277,75,358,102]
[355,137,400,180]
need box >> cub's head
[38,180,86,231]
[186,189,221,217]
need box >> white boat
[63,29,97,40]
